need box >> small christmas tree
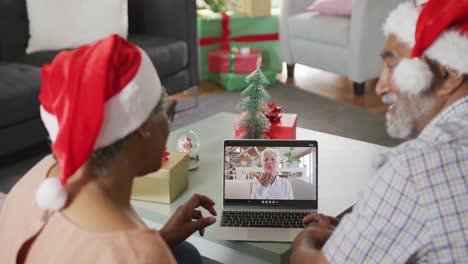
[238,68,271,139]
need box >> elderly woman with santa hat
[0,34,214,263]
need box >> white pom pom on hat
[36,178,68,211]
[393,58,433,95]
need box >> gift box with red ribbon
[266,113,297,139]
[218,69,276,91]
[208,48,261,73]
[131,152,189,204]
[234,110,298,139]
[198,12,281,83]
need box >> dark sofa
[0,0,199,158]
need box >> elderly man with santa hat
[290,0,468,263]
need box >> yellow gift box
[131,152,189,204]
[243,0,271,17]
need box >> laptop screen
[223,140,318,209]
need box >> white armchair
[280,0,405,95]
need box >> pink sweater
[0,155,176,264]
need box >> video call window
[224,146,317,201]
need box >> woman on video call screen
[250,148,294,199]
[224,146,316,201]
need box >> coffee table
[132,112,387,264]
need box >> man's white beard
[382,93,434,139]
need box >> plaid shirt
[323,96,468,263]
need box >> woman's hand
[253,172,275,187]
[160,194,217,246]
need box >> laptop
[217,140,318,242]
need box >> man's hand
[303,213,339,229]
[253,172,275,187]
[295,213,338,249]
[289,214,339,263]
[160,194,217,246]
[290,226,331,264]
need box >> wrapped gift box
[131,152,189,204]
[208,48,261,73]
[243,0,271,17]
[234,112,298,139]
[198,12,281,82]
[218,69,276,91]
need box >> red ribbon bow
[199,12,279,49]
[163,147,170,162]
[265,103,282,123]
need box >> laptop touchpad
[247,228,291,242]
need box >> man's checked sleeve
[322,158,429,263]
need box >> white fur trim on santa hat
[383,1,420,46]
[425,30,468,74]
[36,178,68,211]
[415,0,428,5]
[393,58,433,95]
[94,48,161,148]
[40,106,59,142]
[41,48,162,149]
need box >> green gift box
[198,12,282,82]
[218,70,277,92]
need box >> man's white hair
[260,147,280,167]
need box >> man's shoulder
[378,136,467,181]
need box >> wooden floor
[169,64,387,114]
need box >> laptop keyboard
[220,211,310,228]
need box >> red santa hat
[383,0,468,95]
[36,34,162,211]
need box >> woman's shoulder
[2,155,55,215]
[25,216,176,264]
[49,214,175,263]
[125,228,176,263]
[9,155,55,194]
[277,176,289,183]
[278,177,293,187]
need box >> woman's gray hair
[260,147,280,167]
[90,89,168,176]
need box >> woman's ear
[135,120,152,139]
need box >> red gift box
[208,48,261,73]
[234,112,298,139]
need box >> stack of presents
[198,1,282,91]
[132,2,297,205]
[199,1,298,139]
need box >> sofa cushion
[129,35,188,78]
[225,180,253,199]
[288,12,350,48]
[160,70,189,95]
[20,35,189,79]
[0,0,29,61]
[307,0,353,17]
[19,50,62,67]
[0,63,41,127]
[25,0,128,54]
